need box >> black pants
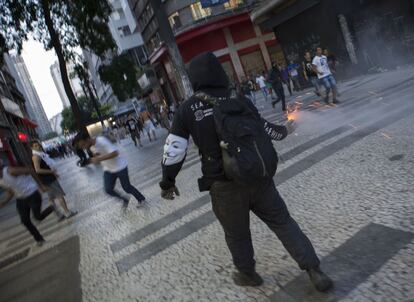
[103,167,145,202]
[284,80,293,96]
[130,130,140,146]
[210,180,320,274]
[272,85,286,111]
[16,191,54,242]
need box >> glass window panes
[190,2,212,21]
[224,0,244,10]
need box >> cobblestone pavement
[1,67,414,302]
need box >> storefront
[252,0,414,78]
[149,12,284,90]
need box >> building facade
[129,0,283,106]
[49,112,63,135]
[9,55,52,138]
[1,55,38,165]
[83,0,147,118]
[50,61,85,109]
[251,0,414,78]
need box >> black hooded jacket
[160,52,288,192]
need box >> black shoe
[307,268,333,292]
[122,199,129,208]
[332,99,340,104]
[232,271,264,287]
[36,239,46,247]
[66,210,78,219]
[272,101,276,108]
[137,199,146,208]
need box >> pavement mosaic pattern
[1,67,414,302]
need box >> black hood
[188,52,230,92]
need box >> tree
[73,60,105,127]
[60,96,112,133]
[98,55,143,102]
[0,0,116,133]
[150,0,193,99]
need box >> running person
[0,160,56,246]
[125,114,143,147]
[74,132,146,208]
[140,109,157,141]
[312,47,339,104]
[302,51,320,96]
[31,140,77,219]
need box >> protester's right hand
[285,120,297,135]
[161,186,180,200]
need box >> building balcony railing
[171,2,258,36]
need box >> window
[190,2,211,21]
[111,9,124,20]
[168,12,182,30]
[224,0,244,10]
[118,26,131,37]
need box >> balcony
[171,1,257,36]
[117,32,145,54]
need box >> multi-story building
[9,55,52,138]
[251,0,414,78]
[49,112,63,135]
[84,0,147,117]
[129,0,283,105]
[50,61,85,109]
[1,54,39,165]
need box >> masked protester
[159,52,332,292]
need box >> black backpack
[197,92,278,184]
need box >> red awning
[22,118,38,129]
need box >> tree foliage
[0,0,116,132]
[98,55,143,102]
[0,0,115,59]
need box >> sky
[21,39,63,119]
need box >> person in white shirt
[256,72,268,102]
[0,160,55,246]
[312,47,339,104]
[74,132,146,208]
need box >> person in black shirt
[268,62,286,112]
[159,52,333,291]
[125,114,143,147]
[302,51,321,96]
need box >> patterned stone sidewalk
[1,67,414,302]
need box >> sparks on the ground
[381,132,392,139]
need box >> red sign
[17,132,28,142]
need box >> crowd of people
[0,50,336,293]
[238,47,339,113]
[109,103,174,148]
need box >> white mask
[162,134,188,166]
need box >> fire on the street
[287,101,303,121]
